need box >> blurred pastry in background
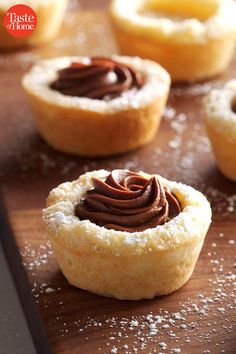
[110,0,236,82]
[0,0,68,49]
[43,169,212,300]
[22,55,170,157]
[203,79,236,182]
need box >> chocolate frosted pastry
[76,170,181,232]
[51,58,144,100]
[22,55,170,156]
[43,170,212,300]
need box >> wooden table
[0,2,235,354]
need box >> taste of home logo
[4,4,37,38]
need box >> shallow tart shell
[110,0,236,81]
[22,55,170,157]
[43,170,212,300]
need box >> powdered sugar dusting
[21,231,235,353]
[1,4,235,353]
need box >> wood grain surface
[0,2,236,354]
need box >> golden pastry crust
[203,79,236,181]
[22,56,170,157]
[43,170,212,300]
[110,0,236,81]
[0,0,67,49]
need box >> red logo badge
[4,4,37,38]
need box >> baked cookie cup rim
[110,0,236,44]
[22,55,170,114]
[43,170,212,255]
[203,79,236,140]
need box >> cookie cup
[0,0,68,50]
[203,80,236,181]
[22,56,170,157]
[43,170,212,300]
[110,0,236,81]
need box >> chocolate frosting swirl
[75,170,181,233]
[50,57,144,100]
